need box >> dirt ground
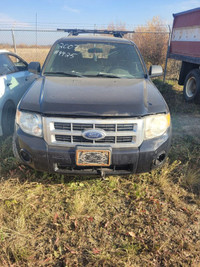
[172,114,200,141]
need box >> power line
[0,21,170,31]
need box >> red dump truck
[168,8,200,102]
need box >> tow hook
[97,169,106,178]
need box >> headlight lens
[16,110,43,137]
[144,113,170,139]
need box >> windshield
[43,40,145,79]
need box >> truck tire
[2,101,16,136]
[183,69,200,103]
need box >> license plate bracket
[76,146,112,166]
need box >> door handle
[25,77,29,81]
[7,82,12,86]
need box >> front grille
[43,117,144,148]
[54,122,137,132]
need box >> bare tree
[107,22,127,31]
[132,17,168,68]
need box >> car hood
[19,76,168,117]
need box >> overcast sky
[0,0,200,29]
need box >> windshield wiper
[43,71,84,77]
[88,72,121,78]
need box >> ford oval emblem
[82,129,106,140]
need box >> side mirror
[149,65,163,77]
[28,62,41,74]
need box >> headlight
[144,113,170,139]
[16,110,43,137]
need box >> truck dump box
[169,8,200,64]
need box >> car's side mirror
[28,62,41,74]
[149,65,163,77]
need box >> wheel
[183,69,200,103]
[12,130,22,162]
[2,101,16,136]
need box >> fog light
[20,149,31,163]
[154,151,166,166]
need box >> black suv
[13,30,171,176]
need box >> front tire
[2,101,16,136]
[12,130,22,162]
[183,69,200,103]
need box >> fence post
[11,29,17,53]
[36,13,38,61]
[163,25,172,83]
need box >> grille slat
[117,136,134,143]
[73,136,93,143]
[95,124,116,131]
[55,135,71,142]
[54,122,71,131]
[73,123,93,131]
[117,124,135,131]
[96,136,115,143]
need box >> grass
[4,46,50,66]
[16,47,50,66]
[154,79,200,115]
[0,80,200,266]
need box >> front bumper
[14,127,171,175]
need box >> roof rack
[57,29,135,38]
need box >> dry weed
[0,80,200,266]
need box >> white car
[0,50,37,136]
